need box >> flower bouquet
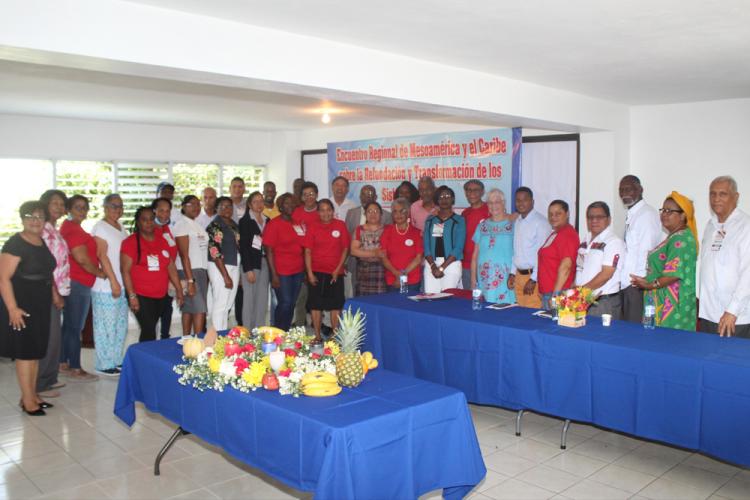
[173,325,340,397]
[553,287,597,328]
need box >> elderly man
[509,187,550,308]
[345,185,392,297]
[410,176,437,232]
[699,176,750,337]
[575,202,625,318]
[196,187,217,228]
[618,175,662,323]
[331,176,356,221]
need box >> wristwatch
[128,293,137,300]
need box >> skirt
[179,268,208,314]
[0,277,52,360]
[306,272,345,311]
[356,260,386,296]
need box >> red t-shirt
[292,206,321,232]
[461,204,490,268]
[156,225,178,261]
[303,219,350,274]
[60,219,99,287]
[121,233,172,298]
[537,224,580,294]
[263,217,305,276]
[380,224,423,285]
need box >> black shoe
[20,403,46,416]
[321,325,334,339]
[39,401,54,409]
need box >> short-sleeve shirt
[173,217,209,270]
[461,204,490,269]
[381,224,423,285]
[206,217,240,266]
[302,219,350,274]
[121,233,172,298]
[2,234,56,284]
[42,222,70,296]
[292,206,321,233]
[575,227,625,295]
[537,224,580,294]
[263,217,305,276]
[91,220,128,292]
[156,225,179,262]
[60,219,99,288]
[410,199,437,232]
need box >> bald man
[196,187,218,228]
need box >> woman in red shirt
[264,193,305,331]
[381,198,424,294]
[59,195,105,381]
[121,206,183,342]
[537,199,580,309]
[303,199,350,341]
[152,197,178,339]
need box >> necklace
[395,223,409,235]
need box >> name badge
[293,225,305,236]
[252,235,263,250]
[332,230,341,238]
[405,238,414,247]
[147,254,160,272]
[711,229,725,251]
[431,223,444,238]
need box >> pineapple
[334,307,366,387]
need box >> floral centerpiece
[173,325,340,397]
[553,287,597,328]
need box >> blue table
[114,338,486,500]
[350,292,750,467]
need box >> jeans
[60,280,91,370]
[274,273,303,331]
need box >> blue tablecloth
[350,293,750,467]
[114,338,486,500]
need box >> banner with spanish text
[327,128,521,210]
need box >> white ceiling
[125,0,750,105]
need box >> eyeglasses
[586,215,608,221]
[106,203,124,209]
[659,208,684,215]
[23,214,45,222]
[438,194,453,199]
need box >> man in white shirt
[229,176,247,224]
[196,186,217,228]
[331,176,356,221]
[699,176,750,338]
[575,202,626,318]
[509,187,550,308]
[618,175,663,323]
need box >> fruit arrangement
[301,371,342,397]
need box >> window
[0,159,53,244]
[116,163,169,225]
[172,163,220,202]
[222,165,264,196]
[56,161,113,230]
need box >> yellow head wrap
[668,191,698,249]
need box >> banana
[362,352,373,364]
[256,326,285,339]
[301,382,339,392]
[368,358,378,369]
[303,385,342,397]
[301,371,338,385]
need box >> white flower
[219,359,236,378]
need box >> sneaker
[66,369,99,382]
[96,368,120,377]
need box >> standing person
[262,181,279,219]
[423,186,466,293]
[264,193,305,331]
[37,190,69,398]
[381,198,424,294]
[59,195,102,382]
[196,187,217,228]
[206,197,241,331]
[121,207,184,342]
[292,178,305,207]
[229,177,246,325]
[331,176,356,221]
[1,201,59,415]
[575,202,625,318]
[699,176,750,337]
[153,197,178,339]
[303,199,350,341]
[90,194,129,375]
[292,181,321,326]
[156,182,181,229]
[509,187,550,309]
[631,192,698,331]
[174,195,209,336]
[396,181,419,204]
[350,202,386,296]
[410,176,438,232]
[461,180,490,289]
[345,185,392,296]
[470,189,515,304]
[619,175,663,322]
[239,192,270,329]
[537,200,580,309]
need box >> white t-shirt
[333,198,356,221]
[91,219,128,293]
[173,217,209,271]
[575,226,626,295]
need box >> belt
[598,292,620,299]
[17,273,51,282]
[516,268,533,275]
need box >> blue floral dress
[472,218,516,304]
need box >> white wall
[0,113,271,164]
[630,98,750,237]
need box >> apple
[262,373,279,391]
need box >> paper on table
[485,303,518,311]
[532,310,555,319]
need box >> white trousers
[423,258,463,293]
[208,262,240,331]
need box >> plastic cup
[602,314,612,327]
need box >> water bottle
[399,274,408,294]
[472,289,482,310]
[643,293,656,329]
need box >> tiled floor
[1,324,749,499]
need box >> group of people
[2,171,749,415]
